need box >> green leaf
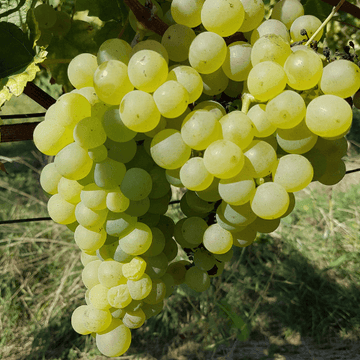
[45,20,99,91]
[75,0,123,22]
[216,300,250,342]
[302,0,333,22]
[0,0,31,28]
[0,21,35,78]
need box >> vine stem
[320,0,360,19]
[305,0,346,46]
[241,93,255,114]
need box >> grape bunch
[32,3,71,46]
[34,0,360,356]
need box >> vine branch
[321,0,360,19]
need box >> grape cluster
[33,3,71,46]
[34,0,360,356]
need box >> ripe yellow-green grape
[97,38,132,65]
[82,304,112,333]
[217,200,257,228]
[271,0,304,29]
[107,284,132,308]
[47,193,76,225]
[75,202,108,230]
[96,318,132,357]
[67,53,98,89]
[74,224,107,253]
[122,256,147,280]
[89,284,111,310]
[73,116,107,150]
[194,100,226,120]
[131,39,169,63]
[80,250,98,267]
[71,305,92,335]
[201,67,229,96]
[98,259,126,288]
[82,260,101,289]
[171,0,204,28]
[250,182,289,219]
[251,19,290,45]
[203,223,233,254]
[119,222,153,256]
[143,278,167,305]
[94,158,126,189]
[127,273,153,300]
[180,157,214,191]
[40,163,63,195]
[80,183,107,210]
[290,15,323,42]
[231,226,257,247]
[237,0,265,32]
[57,177,83,204]
[122,308,146,329]
[247,104,277,138]
[105,211,137,237]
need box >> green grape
[201,0,244,36]
[201,67,229,96]
[71,305,92,335]
[165,168,184,187]
[144,117,167,138]
[174,218,194,248]
[83,304,112,333]
[167,260,191,285]
[353,90,360,109]
[204,140,244,179]
[102,108,137,143]
[49,10,71,36]
[122,256,147,280]
[161,24,195,62]
[40,163,63,195]
[34,4,57,29]
[180,195,207,218]
[185,266,210,292]
[162,238,178,263]
[119,222,153,256]
[127,274,153,300]
[106,211,137,237]
[80,250,98,267]
[75,202,108,230]
[250,182,289,219]
[153,80,189,118]
[80,183,107,210]
[181,216,208,245]
[244,140,277,178]
[271,0,304,29]
[96,318,131,357]
[316,137,348,159]
[180,157,214,191]
[247,61,287,102]
[110,307,126,319]
[75,224,107,252]
[120,168,152,201]
[88,145,108,163]
[156,215,175,240]
[67,53,98,89]
[144,252,169,278]
[237,0,264,32]
[276,120,318,154]
[142,301,164,319]
[318,158,346,186]
[89,284,111,310]
[193,100,226,120]
[127,144,154,172]
[251,34,291,66]
[94,60,134,105]
[303,148,327,181]
[105,138,137,164]
[131,40,169,63]
[167,66,203,103]
[138,213,160,228]
[247,104,276,138]
[196,177,221,202]
[125,198,150,217]
[181,110,221,150]
[148,190,171,215]
[33,120,73,156]
[56,93,91,127]
[284,50,323,91]
[143,278,167,304]
[161,273,175,298]
[220,110,254,150]
[193,248,216,271]
[213,247,234,262]
[231,226,257,247]
[249,216,280,233]
[222,41,252,81]
[281,192,296,218]
[224,79,244,98]
[71,87,99,106]
[290,15,323,42]
[67,220,79,233]
[266,90,306,129]
[218,158,256,205]
[203,223,233,254]
[217,200,257,227]
[188,31,227,74]
[120,90,161,132]
[94,158,126,189]
[128,50,168,93]
[185,190,215,213]
[107,284,132,308]
[142,228,166,257]
[47,193,76,225]
[82,260,101,289]
[305,95,352,138]
[97,241,119,262]
[36,29,53,47]
[320,60,360,99]
[74,116,107,149]
[98,260,125,288]
[123,308,146,329]
[251,19,290,45]
[149,167,171,199]
[97,38,132,65]
[150,129,191,169]
[171,0,204,28]
[54,142,93,180]
[272,154,313,192]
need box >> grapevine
[1,0,360,357]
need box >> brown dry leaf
[0,161,8,174]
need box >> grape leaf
[302,0,333,22]
[75,0,124,22]
[0,0,31,28]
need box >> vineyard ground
[1,96,360,360]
